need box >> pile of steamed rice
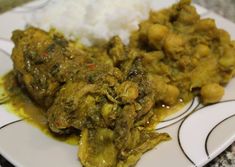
[27,0,170,46]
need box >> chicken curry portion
[3,0,235,166]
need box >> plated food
[1,0,235,167]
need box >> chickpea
[231,40,235,47]
[148,74,168,101]
[200,83,224,104]
[116,81,139,103]
[139,21,152,41]
[195,44,210,58]
[148,24,169,49]
[217,29,231,44]
[142,52,157,64]
[148,75,179,105]
[178,56,191,69]
[149,10,169,24]
[164,33,185,59]
[178,6,200,24]
[195,19,216,32]
[163,85,180,105]
[142,51,164,65]
[219,46,235,68]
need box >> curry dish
[2,0,235,166]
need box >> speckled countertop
[194,0,235,23]
[0,0,235,167]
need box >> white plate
[0,1,235,167]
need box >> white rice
[27,0,168,46]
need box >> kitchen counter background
[0,0,235,167]
[194,0,235,23]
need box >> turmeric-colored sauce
[1,72,79,145]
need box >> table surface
[0,0,235,167]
